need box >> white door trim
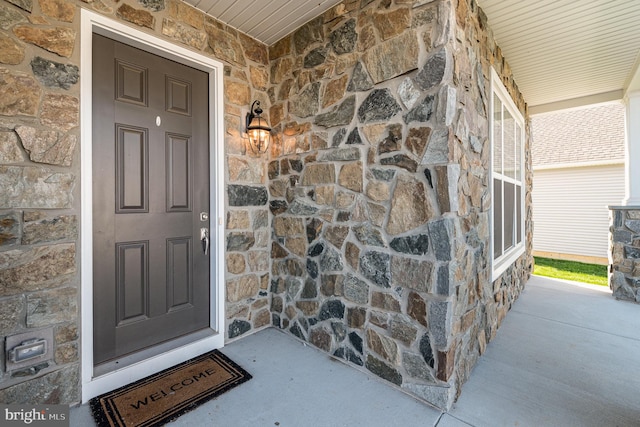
[80,9,226,402]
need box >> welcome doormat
[90,350,251,427]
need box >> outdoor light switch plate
[5,328,53,372]
[9,339,47,363]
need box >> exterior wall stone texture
[609,207,640,302]
[0,0,532,410]
[264,0,532,409]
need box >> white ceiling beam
[529,91,624,116]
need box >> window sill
[492,244,526,282]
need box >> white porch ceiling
[184,0,343,46]
[476,0,640,113]
[186,0,640,114]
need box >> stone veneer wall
[0,0,271,404]
[264,0,532,409]
[0,0,532,409]
[609,207,640,302]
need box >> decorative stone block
[347,62,373,92]
[293,16,323,54]
[367,328,399,364]
[429,300,451,349]
[1,4,28,30]
[330,19,357,55]
[429,219,453,261]
[371,291,401,312]
[16,126,76,166]
[22,213,77,245]
[403,351,435,382]
[390,315,418,345]
[0,69,41,117]
[0,131,23,164]
[358,89,401,123]
[373,8,411,41]
[139,0,165,12]
[302,163,335,185]
[310,328,332,352]
[26,287,77,327]
[0,295,25,335]
[228,319,251,338]
[338,161,362,192]
[204,24,246,67]
[391,256,433,292]
[343,274,369,304]
[360,251,391,288]
[0,211,21,246]
[362,31,418,84]
[228,185,268,206]
[390,234,429,255]
[386,175,434,235]
[365,354,402,385]
[415,48,447,90]
[39,0,75,22]
[402,383,453,411]
[0,243,75,296]
[226,275,259,302]
[404,95,435,125]
[320,247,344,271]
[40,94,78,132]
[314,96,356,128]
[318,299,345,320]
[0,34,25,65]
[380,154,417,172]
[274,217,304,237]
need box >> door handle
[200,227,209,255]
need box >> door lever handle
[200,227,209,255]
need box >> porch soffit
[476,0,640,114]
[183,0,343,46]
[186,0,640,115]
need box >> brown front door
[92,34,210,366]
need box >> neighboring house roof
[531,102,626,168]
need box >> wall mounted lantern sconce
[245,100,271,154]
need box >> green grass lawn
[533,257,608,286]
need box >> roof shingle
[531,102,625,167]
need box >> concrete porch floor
[71,275,640,426]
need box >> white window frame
[490,68,526,280]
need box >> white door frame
[80,9,226,402]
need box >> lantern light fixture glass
[245,100,271,154]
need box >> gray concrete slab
[71,276,640,427]
[71,328,442,426]
[448,276,640,427]
[436,414,473,427]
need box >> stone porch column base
[609,206,640,302]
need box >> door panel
[116,241,149,325]
[166,133,192,211]
[115,124,148,212]
[92,34,210,366]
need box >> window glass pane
[493,94,502,175]
[515,122,522,181]
[493,178,503,258]
[504,182,515,250]
[516,185,522,244]
[504,108,515,179]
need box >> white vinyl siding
[532,163,625,260]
